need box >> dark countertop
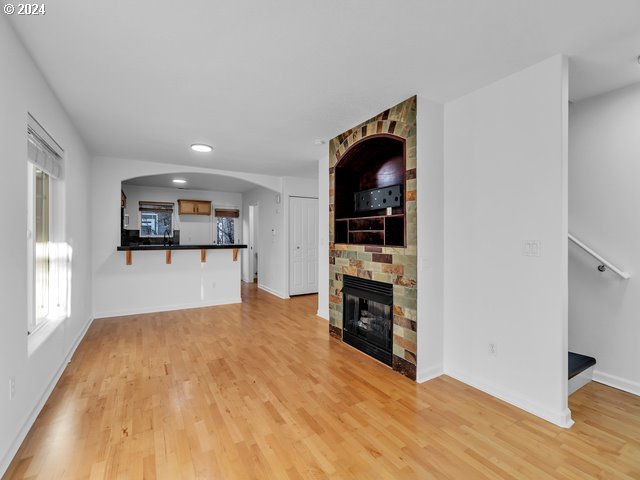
[117,244,247,251]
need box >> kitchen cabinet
[178,199,212,215]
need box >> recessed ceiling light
[314,139,326,145]
[191,143,213,153]
[173,179,187,184]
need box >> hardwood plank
[4,283,640,479]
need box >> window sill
[28,316,64,357]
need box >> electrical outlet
[9,376,15,400]
[488,343,497,355]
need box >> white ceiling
[8,1,640,177]
[123,172,258,193]
[569,30,640,102]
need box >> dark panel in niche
[354,184,403,213]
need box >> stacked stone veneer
[329,96,417,380]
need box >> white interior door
[289,196,318,295]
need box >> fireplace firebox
[342,275,393,366]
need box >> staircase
[568,352,596,395]
[567,234,628,396]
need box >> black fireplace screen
[342,275,393,365]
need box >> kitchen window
[216,217,234,244]
[139,201,174,237]
[215,208,239,244]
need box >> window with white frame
[27,115,68,334]
[215,208,239,244]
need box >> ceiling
[123,172,258,193]
[9,1,640,177]
[569,30,640,102]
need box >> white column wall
[317,156,330,319]
[443,55,570,427]
[416,97,445,382]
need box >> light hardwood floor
[4,284,640,479]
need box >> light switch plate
[523,240,542,257]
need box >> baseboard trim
[94,298,243,319]
[316,309,329,321]
[593,370,640,396]
[445,368,574,428]
[416,364,443,383]
[257,284,289,299]
[0,316,94,477]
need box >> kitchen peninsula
[106,243,248,317]
[97,179,250,318]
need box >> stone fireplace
[329,96,417,380]
[342,275,393,365]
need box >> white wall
[283,176,319,199]
[241,177,319,299]
[122,184,242,245]
[416,97,445,382]
[92,156,278,318]
[317,157,329,319]
[0,17,93,476]
[443,55,570,427]
[283,176,319,297]
[242,185,287,298]
[569,82,640,395]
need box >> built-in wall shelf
[335,215,404,246]
[117,244,246,265]
[334,135,406,247]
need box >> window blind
[215,208,239,218]
[139,201,174,212]
[27,114,64,179]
